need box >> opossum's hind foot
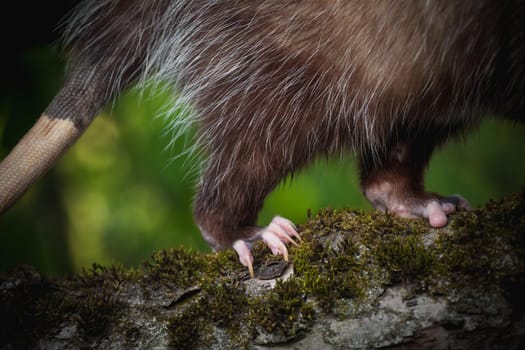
[233,216,301,278]
[368,188,471,228]
[361,139,471,228]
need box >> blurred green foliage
[1,43,524,276]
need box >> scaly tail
[0,63,113,213]
[0,0,174,214]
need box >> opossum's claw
[233,240,255,278]
[233,216,300,278]
[260,216,301,260]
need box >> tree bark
[2,189,524,349]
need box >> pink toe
[272,216,301,241]
[429,215,447,228]
[262,231,289,261]
[426,202,448,227]
[268,222,297,246]
[441,202,455,214]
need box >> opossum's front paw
[233,216,301,278]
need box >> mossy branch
[2,189,525,349]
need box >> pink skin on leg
[233,216,300,278]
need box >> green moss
[143,248,207,289]
[168,307,210,349]
[248,278,314,338]
[376,234,435,282]
[290,207,434,310]
[202,279,249,326]
[289,192,524,308]
[289,210,365,311]
[167,277,250,349]
[295,247,364,311]
[432,190,525,290]
[51,263,129,337]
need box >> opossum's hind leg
[359,138,470,228]
[193,153,301,278]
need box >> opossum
[0,0,524,277]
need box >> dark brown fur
[2,0,525,253]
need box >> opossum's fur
[50,0,525,248]
[63,0,521,154]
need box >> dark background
[1,2,524,276]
